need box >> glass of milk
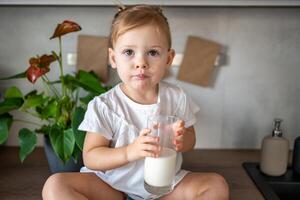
[144,115,178,195]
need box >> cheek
[148,55,168,65]
[116,66,131,81]
[149,67,166,82]
[116,67,127,75]
[116,53,132,62]
[149,59,168,72]
[115,56,133,69]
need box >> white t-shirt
[78,81,200,200]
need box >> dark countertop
[0,147,264,200]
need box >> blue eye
[123,49,134,56]
[148,50,160,57]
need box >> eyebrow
[121,45,136,48]
[150,46,163,49]
[121,45,163,49]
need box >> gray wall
[0,6,299,149]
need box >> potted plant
[0,20,107,173]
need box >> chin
[133,81,153,91]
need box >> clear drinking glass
[144,115,178,195]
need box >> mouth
[133,74,149,80]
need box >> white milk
[144,147,177,187]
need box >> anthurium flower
[0,19,108,164]
[50,20,82,39]
[26,54,56,83]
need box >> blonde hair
[109,4,171,49]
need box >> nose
[135,64,147,69]
[135,54,148,69]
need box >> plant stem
[43,75,60,98]
[58,37,65,96]
[75,89,79,106]
[14,119,41,127]
[23,110,41,118]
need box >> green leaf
[76,70,106,94]
[40,99,58,119]
[0,71,27,81]
[72,107,86,150]
[55,96,74,128]
[62,74,77,91]
[21,94,45,110]
[79,93,96,105]
[18,128,37,162]
[62,129,75,162]
[24,90,37,98]
[4,86,23,99]
[0,113,13,144]
[49,125,63,160]
[72,144,82,163]
[0,98,24,115]
[35,125,51,135]
[49,125,75,164]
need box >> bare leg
[42,172,125,200]
[159,172,229,200]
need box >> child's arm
[83,129,160,171]
[173,120,196,152]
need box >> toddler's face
[109,25,174,92]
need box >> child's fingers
[175,128,185,136]
[176,120,185,128]
[152,122,159,129]
[143,135,159,144]
[143,144,161,152]
[142,150,161,158]
[173,132,183,150]
[139,128,150,136]
[172,120,185,131]
[173,136,183,145]
[142,151,156,158]
[175,143,183,151]
[175,134,183,142]
[142,144,161,157]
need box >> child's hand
[126,128,161,162]
[173,120,186,152]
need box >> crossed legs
[160,172,229,200]
[42,172,125,200]
[42,172,229,200]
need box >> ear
[166,49,175,68]
[109,48,117,69]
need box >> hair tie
[157,6,163,13]
[118,5,126,12]
[113,0,126,12]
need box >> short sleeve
[78,97,113,140]
[174,89,200,128]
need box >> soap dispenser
[260,118,289,176]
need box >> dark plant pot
[43,135,83,174]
